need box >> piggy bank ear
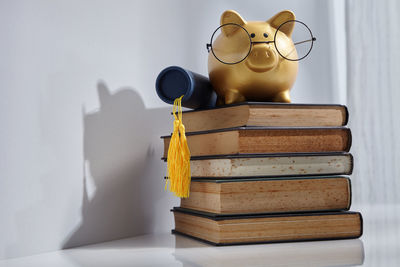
[267,10,296,36]
[220,10,247,36]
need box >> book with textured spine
[172,207,363,245]
[181,152,353,178]
[179,102,348,132]
[181,176,351,214]
[162,127,352,157]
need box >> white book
[186,152,353,178]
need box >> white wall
[0,0,338,259]
[346,0,400,204]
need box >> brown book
[187,152,353,178]
[162,127,352,158]
[181,177,351,214]
[172,208,363,245]
[180,102,348,132]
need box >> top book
[180,102,348,132]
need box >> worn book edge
[176,101,349,126]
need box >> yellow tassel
[166,95,191,198]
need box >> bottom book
[172,207,363,245]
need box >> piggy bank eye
[263,33,268,38]
[250,33,255,38]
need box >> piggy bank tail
[166,96,191,198]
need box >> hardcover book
[179,102,348,132]
[185,152,353,178]
[162,127,352,157]
[172,207,363,245]
[181,176,351,214]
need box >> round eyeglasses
[206,20,316,65]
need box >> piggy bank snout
[245,44,278,72]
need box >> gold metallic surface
[208,10,298,104]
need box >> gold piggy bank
[208,10,299,104]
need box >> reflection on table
[173,234,364,267]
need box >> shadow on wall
[63,81,172,249]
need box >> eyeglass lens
[210,24,252,65]
[274,20,314,61]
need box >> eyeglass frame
[206,20,316,65]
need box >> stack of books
[161,102,363,245]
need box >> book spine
[343,105,349,126]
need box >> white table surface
[1,204,399,267]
